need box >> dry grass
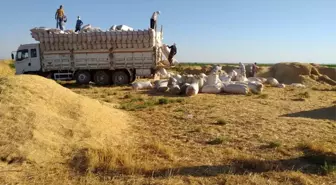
[0,60,15,77]
[0,75,129,167]
[1,62,336,184]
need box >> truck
[11,25,175,85]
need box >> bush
[158,98,169,105]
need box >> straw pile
[0,60,14,77]
[0,75,129,165]
[270,62,336,85]
[318,66,336,81]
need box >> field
[0,60,335,185]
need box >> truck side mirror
[11,53,14,60]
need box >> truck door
[15,49,30,74]
[28,48,41,72]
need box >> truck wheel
[112,71,130,85]
[94,70,111,86]
[75,71,91,85]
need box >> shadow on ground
[146,156,335,178]
[281,105,336,121]
[145,146,336,178]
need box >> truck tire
[94,70,111,86]
[75,71,91,85]
[112,71,130,85]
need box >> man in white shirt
[150,11,161,30]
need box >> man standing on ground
[150,11,161,30]
[168,43,177,66]
[55,5,65,30]
[75,16,83,32]
[239,62,246,78]
[252,62,258,77]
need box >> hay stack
[0,60,15,77]
[256,66,272,78]
[182,66,209,75]
[271,62,316,84]
[0,75,129,165]
[271,62,336,85]
[317,66,336,81]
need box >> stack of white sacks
[30,25,155,52]
[132,64,307,95]
[132,67,285,96]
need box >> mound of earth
[317,66,336,81]
[270,62,336,85]
[0,75,129,165]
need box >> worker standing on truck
[168,43,177,65]
[75,16,83,32]
[55,5,65,30]
[150,11,161,30]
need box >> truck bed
[42,48,157,72]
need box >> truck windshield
[16,49,29,61]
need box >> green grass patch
[321,162,336,175]
[158,98,169,105]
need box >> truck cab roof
[18,43,39,50]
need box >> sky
[0,0,335,63]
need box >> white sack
[157,68,168,78]
[207,73,220,85]
[266,78,279,87]
[236,74,248,82]
[199,73,207,78]
[169,85,181,95]
[248,81,264,94]
[197,77,206,89]
[223,84,249,95]
[278,83,286,88]
[186,83,199,96]
[220,75,231,83]
[132,81,153,90]
[291,83,306,88]
[201,85,222,94]
[82,24,92,30]
[258,77,267,83]
[168,77,178,87]
[180,83,190,95]
[248,77,262,83]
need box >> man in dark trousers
[150,11,161,30]
[168,43,177,65]
[75,16,83,32]
[55,5,65,30]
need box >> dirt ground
[0,61,335,185]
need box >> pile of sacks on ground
[30,25,155,52]
[132,67,307,96]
